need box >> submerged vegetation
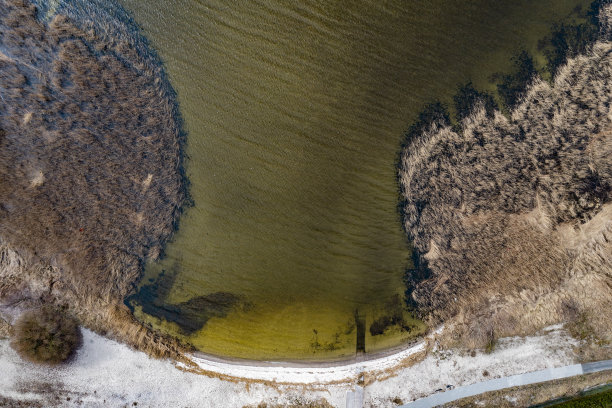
[452,82,497,124]
[127,270,244,335]
[539,1,606,77]
[496,50,538,109]
[369,294,419,337]
[399,1,612,348]
[0,0,189,357]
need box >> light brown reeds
[399,5,612,348]
[0,0,189,358]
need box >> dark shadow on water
[402,250,432,313]
[126,269,242,335]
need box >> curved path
[186,340,427,384]
[399,359,612,408]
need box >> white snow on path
[187,342,426,384]
[365,325,580,407]
[0,325,581,407]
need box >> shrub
[11,306,82,365]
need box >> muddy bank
[0,0,189,356]
[399,3,612,348]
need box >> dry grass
[0,0,186,298]
[0,0,189,358]
[399,4,612,348]
[0,396,43,408]
[360,347,428,386]
[0,316,11,338]
[242,398,334,408]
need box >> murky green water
[119,0,591,360]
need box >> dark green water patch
[310,318,356,353]
[127,271,245,335]
[369,295,419,337]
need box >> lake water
[118,0,591,360]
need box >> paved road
[398,359,612,408]
[346,386,364,408]
[583,360,612,374]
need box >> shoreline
[0,4,610,403]
[189,334,426,369]
[183,332,434,386]
[2,323,604,407]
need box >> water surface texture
[119,0,591,359]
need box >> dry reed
[0,0,189,358]
[399,4,612,348]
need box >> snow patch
[0,326,580,407]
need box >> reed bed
[0,0,189,358]
[399,4,612,348]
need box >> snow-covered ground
[187,338,427,384]
[365,325,579,406]
[0,325,580,407]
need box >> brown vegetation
[243,398,334,408]
[399,4,612,348]
[10,305,81,364]
[0,0,189,358]
[0,316,11,338]
[0,396,43,408]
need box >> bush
[11,306,82,365]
